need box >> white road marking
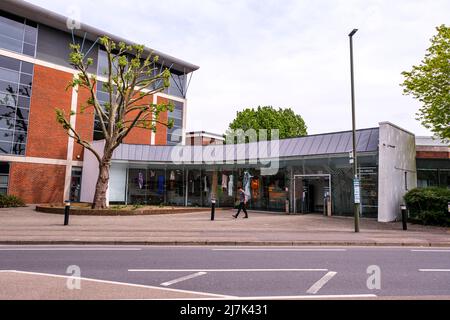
[234,294,377,300]
[0,270,233,298]
[419,269,450,272]
[161,272,207,287]
[306,271,338,294]
[129,268,328,273]
[213,249,347,252]
[412,250,450,253]
[0,248,142,251]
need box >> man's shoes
[244,216,249,219]
[232,215,238,219]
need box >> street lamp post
[349,28,360,233]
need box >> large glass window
[167,100,184,145]
[0,55,33,155]
[93,81,112,141]
[0,11,38,57]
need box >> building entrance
[294,175,332,215]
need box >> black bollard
[64,201,71,226]
[400,204,407,231]
[211,199,216,221]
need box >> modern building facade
[80,122,422,222]
[0,0,198,204]
[1,1,448,224]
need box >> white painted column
[63,80,79,201]
[150,95,157,145]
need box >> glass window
[24,25,37,44]
[18,84,31,97]
[0,93,16,107]
[0,129,13,142]
[12,142,25,155]
[15,107,29,121]
[17,96,30,109]
[0,56,33,155]
[0,68,20,83]
[0,11,38,57]
[20,61,33,74]
[22,43,35,57]
[14,130,27,144]
[0,141,11,154]
[0,15,25,40]
[0,105,15,118]
[167,100,184,146]
[0,55,21,71]
[0,80,18,94]
[19,73,32,85]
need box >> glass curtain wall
[122,153,379,217]
[0,55,34,155]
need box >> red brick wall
[155,96,168,145]
[27,65,72,159]
[416,151,450,159]
[73,85,95,161]
[8,162,66,204]
[123,95,153,145]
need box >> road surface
[1,246,449,299]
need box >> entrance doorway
[294,175,332,215]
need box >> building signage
[354,178,361,204]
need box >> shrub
[404,188,450,226]
[0,194,26,208]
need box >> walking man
[233,186,248,219]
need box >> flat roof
[0,0,200,73]
[416,136,449,147]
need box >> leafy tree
[56,36,173,209]
[227,106,307,142]
[401,25,450,141]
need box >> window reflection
[0,55,33,155]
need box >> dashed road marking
[161,272,207,287]
[307,271,338,294]
[419,269,450,272]
[412,250,450,253]
[213,249,347,252]
[129,268,328,273]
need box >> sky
[26,0,450,136]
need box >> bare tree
[56,36,173,209]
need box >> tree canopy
[227,106,307,141]
[401,25,450,141]
[56,36,173,208]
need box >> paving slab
[0,206,449,247]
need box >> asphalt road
[1,246,450,299]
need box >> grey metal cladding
[300,136,315,156]
[336,132,352,153]
[357,130,371,152]
[328,133,342,154]
[36,25,98,73]
[248,142,258,160]
[294,137,309,155]
[111,128,380,163]
[317,134,333,155]
[308,135,324,155]
[366,128,380,151]
[281,139,296,157]
[162,146,172,162]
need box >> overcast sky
[27,0,449,136]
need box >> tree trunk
[92,159,111,209]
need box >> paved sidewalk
[0,206,449,246]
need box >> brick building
[0,0,198,203]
